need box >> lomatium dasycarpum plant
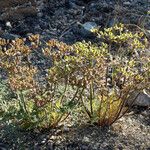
[0,24,149,129]
[95,24,148,56]
[0,35,74,130]
[44,24,149,126]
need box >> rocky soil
[0,107,150,150]
[0,0,150,149]
[0,0,150,42]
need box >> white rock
[6,21,12,28]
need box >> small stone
[82,22,97,32]
[50,135,56,140]
[79,22,98,38]
[6,21,12,28]
[83,136,90,143]
[140,124,144,130]
[37,12,43,18]
[63,126,70,132]
[108,18,119,27]
[41,138,47,144]
[93,144,99,150]
[141,110,150,117]
[123,2,131,5]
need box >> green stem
[80,88,92,118]
[18,90,28,114]
[90,82,94,115]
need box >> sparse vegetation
[0,24,149,131]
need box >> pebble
[63,126,70,132]
[82,22,97,32]
[6,21,12,28]
[123,2,131,5]
[41,138,46,144]
[50,135,57,140]
[79,22,98,38]
[82,136,90,143]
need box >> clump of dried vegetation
[0,24,149,130]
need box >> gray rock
[108,18,119,27]
[82,22,97,32]
[79,22,98,38]
[82,136,90,142]
[0,143,7,150]
[0,32,20,40]
[127,90,150,107]
[6,21,12,28]
[123,1,131,6]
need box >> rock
[62,126,70,132]
[41,138,47,144]
[82,22,97,31]
[82,136,90,143]
[123,1,131,6]
[0,143,7,150]
[50,135,57,140]
[79,22,98,38]
[127,90,150,107]
[37,12,43,18]
[108,18,119,27]
[0,32,20,40]
[6,21,12,28]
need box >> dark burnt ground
[0,108,150,150]
[0,0,150,43]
